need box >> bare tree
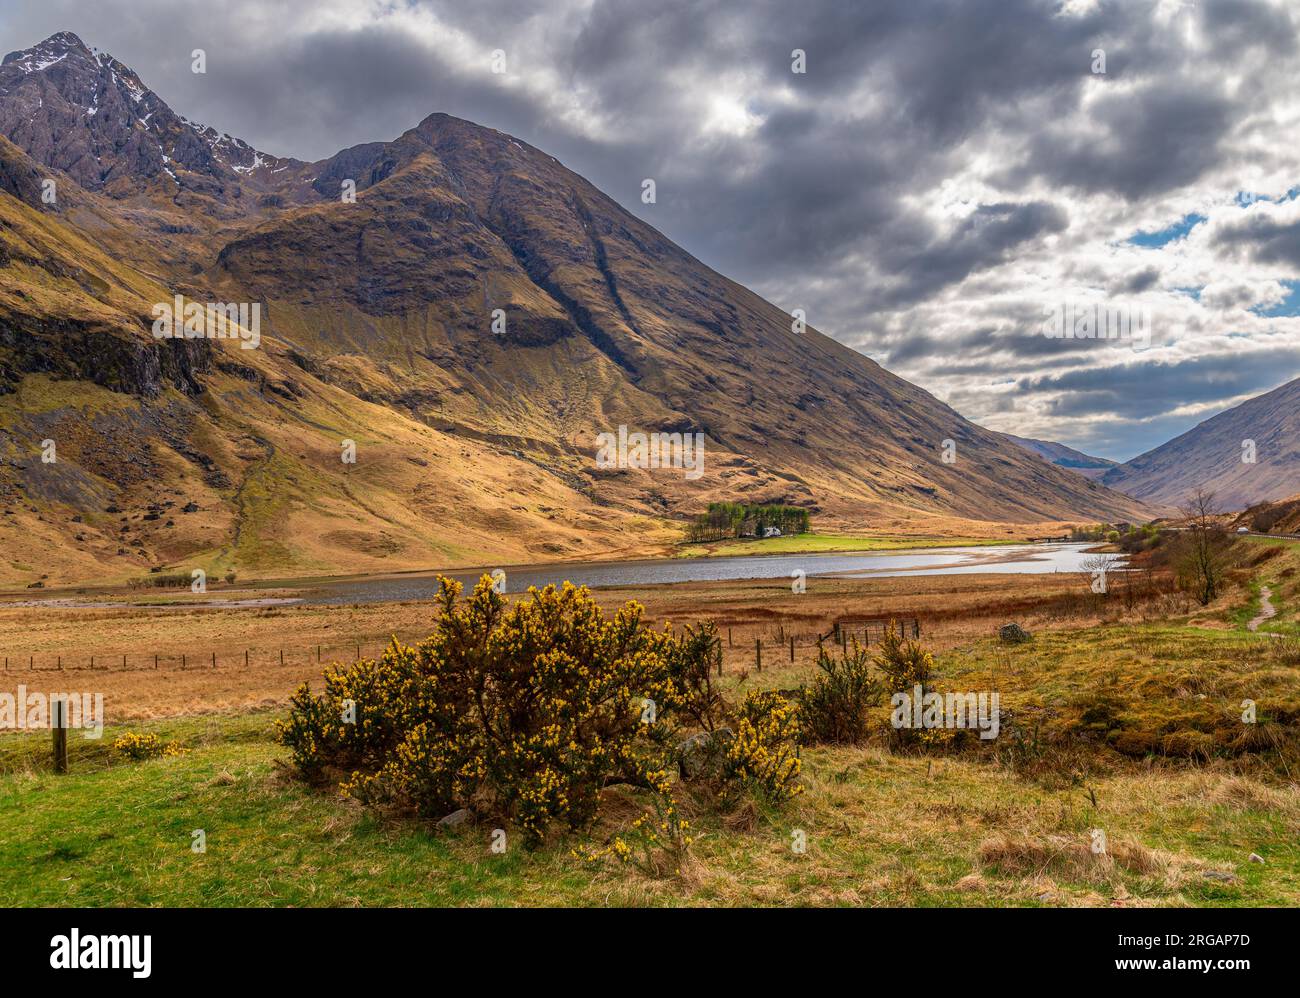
[1180,488,1225,606]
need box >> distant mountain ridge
[1102,377,1300,510]
[1005,434,1118,481]
[0,31,1150,586]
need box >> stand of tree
[1070,522,1127,542]
[685,503,811,543]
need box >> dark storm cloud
[1017,349,1300,420]
[665,109,909,278]
[1003,82,1236,201]
[1212,213,1300,270]
[890,328,1125,369]
[875,201,1070,307]
[883,328,995,367]
[1118,266,1161,294]
[1202,0,1299,59]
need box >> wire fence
[0,640,426,674]
[1,618,925,676]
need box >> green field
[676,532,1020,559]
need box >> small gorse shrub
[798,640,882,745]
[112,732,185,761]
[113,732,164,761]
[724,690,802,803]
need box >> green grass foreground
[3,618,1298,908]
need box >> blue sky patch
[1127,213,1207,247]
[1252,279,1300,318]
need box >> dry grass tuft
[954,872,986,892]
[977,832,1217,894]
[721,797,762,832]
[208,769,237,786]
[1183,772,1300,814]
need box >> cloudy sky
[4,0,1299,461]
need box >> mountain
[0,32,1150,587]
[0,31,300,198]
[1102,378,1300,511]
[1004,434,1118,481]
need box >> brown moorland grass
[0,569,1194,720]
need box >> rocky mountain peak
[1,30,94,71]
[0,31,289,198]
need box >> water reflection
[307,543,1123,606]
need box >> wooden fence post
[52,698,68,775]
[245,650,249,668]
[181,654,186,670]
[154,654,159,670]
[212,652,216,669]
[790,636,795,663]
[756,638,762,671]
[727,627,732,647]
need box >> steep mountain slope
[0,31,1149,587]
[1005,434,1118,481]
[1103,378,1300,510]
[0,139,666,585]
[203,111,1150,522]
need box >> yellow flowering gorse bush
[873,622,935,693]
[723,690,803,804]
[112,732,164,761]
[277,576,773,847]
[798,640,882,745]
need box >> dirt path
[1248,585,1278,633]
